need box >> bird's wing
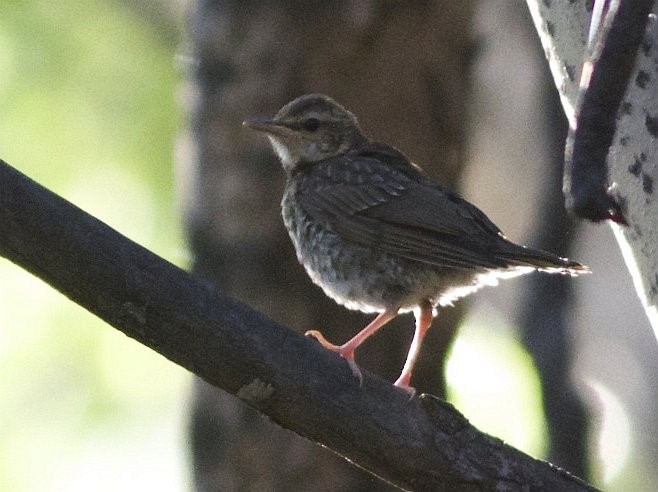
[296,153,510,270]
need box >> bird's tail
[496,243,590,276]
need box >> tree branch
[0,159,596,491]
[563,0,653,224]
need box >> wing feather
[295,153,509,270]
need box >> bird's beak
[242,117,296,138]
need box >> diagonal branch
[0,159,596,491]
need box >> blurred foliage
[0,1,191,491]
[446,311,548,458]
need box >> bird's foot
[393,376,417,398]
[393,381,416,400]
[305,330,363,384]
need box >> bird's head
[243,94,368,173]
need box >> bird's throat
[268,136,295,171]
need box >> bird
[243,93,588,392]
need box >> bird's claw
[393,373,417,398]
[305,330,363,385]
[304,329,338,350]
[394,381,417,399]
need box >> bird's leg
[393,300,434,392]
[305,308,399,383]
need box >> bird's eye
[303,118,320,132]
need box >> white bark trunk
[527,1,658,340]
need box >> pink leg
[306,308,399,383]
[393,300,434,391]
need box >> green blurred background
[0,1,640,491]
[0,1,191,490]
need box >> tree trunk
[183,1,475,489]
[527,0,658,340]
